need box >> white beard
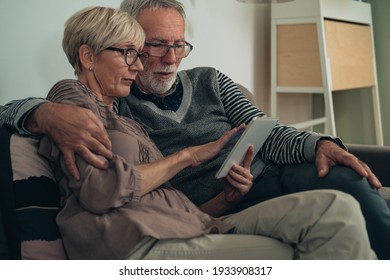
[139,65,178,95]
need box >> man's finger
[316,154,330,177]
[77,146,109,170]
[87,111,112,151]
[358,160,382,189]
[242,145,254,169]
[88,137,113,160]
[63,150,80,181]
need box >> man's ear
[79,44,95,71]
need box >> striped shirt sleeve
[0,98,48,137]
[217,70,265,126]
[216,70,343,165]
[0,96,120,137]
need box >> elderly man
[1,0,389,259]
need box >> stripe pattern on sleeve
[216,70,318,165]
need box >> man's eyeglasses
[105,47,146,66]
[144,42,193,58]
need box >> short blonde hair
[63,6,145,75]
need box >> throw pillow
[0,126,67,259]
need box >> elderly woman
[38,6,375,260]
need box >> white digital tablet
[215,117,278,179]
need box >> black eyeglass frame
[105,47,145,66]
[143,41,193,58]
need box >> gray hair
[63,6,145,76]
[120,0,186,19]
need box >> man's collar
[131,79,183,112]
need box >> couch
[1,100,389,259]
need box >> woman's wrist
[176,148,194,168]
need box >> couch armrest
[346,144,390,188]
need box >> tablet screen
[215,117,277,179]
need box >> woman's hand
[197,142,254,217]
[224,145,254,203]
[138,126,245,195]
[184,125,255,204]
[186,125,246,167]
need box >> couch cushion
[379,187,390,208]
[347,144,390,188]
[0,125,67,259]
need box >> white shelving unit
[270,0,383,145]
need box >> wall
[366,0,390,145]
[331,0,390,145]
[1,0,387,145]
[182,0,390,145]
[0,0,120,103]
[0,0,271,111]
[180,0,271,110]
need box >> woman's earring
[89,65,94,71]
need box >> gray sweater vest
[119,67,264,205]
